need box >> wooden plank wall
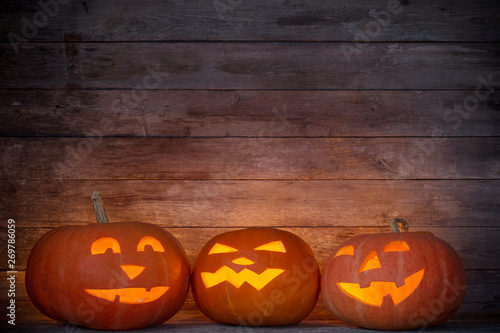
[1,0,500,326]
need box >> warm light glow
[254,241,286,253]
[208,243,239,255]
[336,269,425,307]
[137,236,165,253]
[334,245,354,258]
[232,257,255,265]
[90,237,121,255]
[358,250,382,273]
[201,266,285,291]
[120,264,145,280]
[384,241,410,252]
[84,286,169,304]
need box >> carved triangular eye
[254,241,286,253]
[91,237,121,255]
[208,243,238,255]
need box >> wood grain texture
[1,0,499,329]
[1,0,499,42]
[1,180,498,228]
[1,226,499,271]
[1,90,499,137]
[1,138,499,180]
[1,42,499,89]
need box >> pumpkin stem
[91,191,109,223]
[391,218,409,232]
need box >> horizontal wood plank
[1,0,499,42]
[1,138,498,180]
[2,180,498,228]
[1,226,499,271]
[1,43,499,89]
[1,90,499,137]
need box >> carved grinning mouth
[201,266,284,291]
[336,269,425,307]
[84,286,169,304]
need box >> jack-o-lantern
[192,228,320,326]
[321,218,466,330]
[25,192,191,330]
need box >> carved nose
[120,264,145,280]
[232,257,255,266]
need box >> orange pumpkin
[25,192,190,330]
[192,228,320,326]
[321,219,466,330]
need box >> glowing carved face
[201,241,286,291]
[84,236,169,304]
[334,240,425,307]
[193,228,321,327]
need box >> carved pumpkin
[25,192,190,330]
[321,219,466,330]
[192,228,320,326]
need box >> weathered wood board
[1,180,499,228]
[1,0,499,42]
[1,138,499,180]
[1,90,499,138]
[1,43,499,89]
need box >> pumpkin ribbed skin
[26,222,190,330]
[192,228,320,326]
[321,232,466,330]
